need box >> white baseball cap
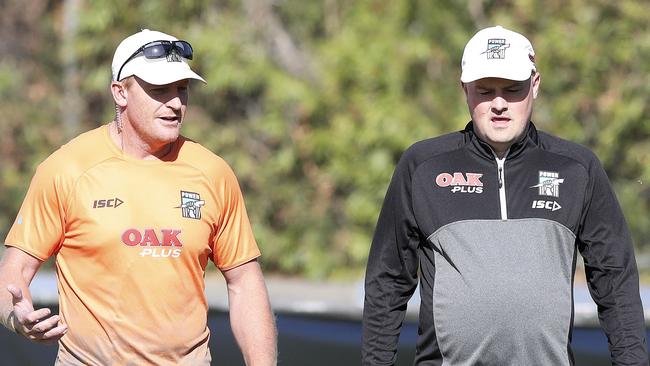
[460,25,536,83]
[111,29,206,85]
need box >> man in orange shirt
[0,29,277,365]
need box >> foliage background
[1,0,649,279]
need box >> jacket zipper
[496,156,507,220]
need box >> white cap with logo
[460,25,536,83]
[111,29,206,85]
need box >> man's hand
[7,284,67,343]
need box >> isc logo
[532,200,561,212]
[93,198,124,208]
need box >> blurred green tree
[1,0,649,278]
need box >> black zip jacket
[362,122,648,365]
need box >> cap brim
[120,57,206,85]
[461,64,533,83]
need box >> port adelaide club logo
[530,171,563,212]
[176,191,205,220]
[483,38,510,59]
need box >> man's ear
[531,72,541,99]
[110,81,128,107]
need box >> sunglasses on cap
[116,40,194,81]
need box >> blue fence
[2,273,649,365]
[1,307,644,365]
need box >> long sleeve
[578,159,648,365]
[362,153,423,365]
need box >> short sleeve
[5,161,67,260]
[211,164,261,270]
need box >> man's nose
[167,95,183,110]
[491,95,508,112]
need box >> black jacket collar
[462,121,539,161]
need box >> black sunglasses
[116,40,194,81]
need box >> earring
[115,104,123,132]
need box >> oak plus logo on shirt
[435,172,484,194]
[121,228,183,258]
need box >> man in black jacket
[362,25,648,365]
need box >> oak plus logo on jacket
[530,171,563,211]
[121,228,183,258]
[435,172,484,194]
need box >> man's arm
[362,152,422,366]
[578,159,648,365]
[0,247,67,343]
[223,259,277,366]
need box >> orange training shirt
[5,124,261,365]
